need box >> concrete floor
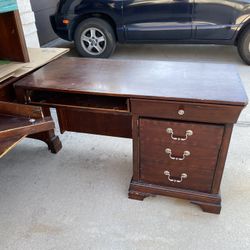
[1,40,250,250]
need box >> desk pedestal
[128,99,241,214]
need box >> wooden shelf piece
[0,101,56,158]
[0,10,29,62]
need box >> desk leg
[128,179,154,201]
[191,201,221,214]
[128,190,151,201]
[28,107,62,154]
[15,88,62,154]
[28,130,62,154]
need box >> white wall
[17,0,40,48]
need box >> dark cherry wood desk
[14,57,248,214]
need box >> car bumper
[50,14,71,41]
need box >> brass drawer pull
[165,148,190,161]
[29,119,36,124]
[178,109,185,116]
[166,128,193,141]
[164,171,188,183]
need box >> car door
[122,0,193,41]
[194,0,242,40]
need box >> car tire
[237,27,250,65]
[74,18,116,58]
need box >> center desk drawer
[131,99,242,124]
[139,119,224,193]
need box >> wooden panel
[0,113,56,157]
[0,78,16,101]
[0,11,29,62]
[131,99,243,124]
[0,135,24,158]
[211,124,234,194]
[57,107,132,138]
[139,118,224,193]
[0,115,55,139]
[14,57,248,106]
[0,101,44,118]
[0,114,32,131]
[140,119,224,149]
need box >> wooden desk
[14,57,248,214]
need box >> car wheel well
[235,20,250,45]
[70,13,117,41]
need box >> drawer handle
[164,171,188,183]
[166,128,193,141]
[178,109,185,116]
[165,148,190,161]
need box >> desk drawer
[131,99,242,124]
[26,90,130,113]
[139,118,224,193]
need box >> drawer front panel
[139,118,224,192]
[57,107,132,138]
[131,99,242,124]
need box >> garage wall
[30,0,58,45]
[17,0,40,48]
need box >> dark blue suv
[51,0,250,64]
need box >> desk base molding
[129,180,221,214]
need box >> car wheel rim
[81,28,107,56]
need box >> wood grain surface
[14,57,248,106]
[139,118,224,193]
[0,11,29,62]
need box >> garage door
[30,0,58,45]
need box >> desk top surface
[14,57,248,106]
